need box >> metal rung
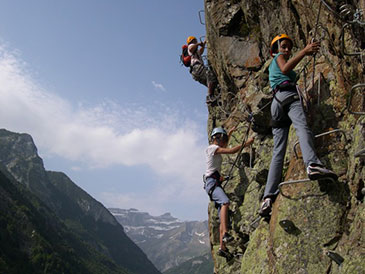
[339,4,353,16]
[347,83,365,115]
[279,177,335,193]
[294,129,348,159]
[198,10,205,25]
[354,148,365,158]
[341,23,365,56]
[279,178,311,192]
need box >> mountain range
[0,129,160,274]
[109,208,213,273]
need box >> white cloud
[152,80,166,91]
[0,43,209,220]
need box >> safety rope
[310,0,323,109]
[222,114,253,189]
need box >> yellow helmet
[270,34,293,56]
[187,36,197,44]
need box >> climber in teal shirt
[259,34,338,217]
[269,52,297,90]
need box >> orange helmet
[270,34,293,57]
[187,36,197,44]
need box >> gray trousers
[264,90,322,198]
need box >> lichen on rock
[204,0,365,273]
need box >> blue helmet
[211,127,227,139]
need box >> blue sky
[0,0,211,220]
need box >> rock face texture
[204,0,365,273]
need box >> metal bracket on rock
[321,0,365,25]
[279,219,300,235]
[293,129,348,159]
[340,23,365,57]
[198,10,205,25]
[326,250,344,266]
[347,83,365,115]
[354,148,365,158]
[340,4,365,25]
[278,177,335,194]
[279,178,310,193]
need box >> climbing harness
[270,81,301,128]
[271,95,300,128]
[203,171,223,201]
[293,128,348,159]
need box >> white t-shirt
[205,144,222,177]
[188,43,204,66]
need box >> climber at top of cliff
[184,36,219,105]
[259,34,338,218]
[204,126,254,258]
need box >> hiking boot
[259,198,272,217]
[217,248,233,260]
[307,165,338,181]
[222,232,234,244]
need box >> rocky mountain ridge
[109,208,212,273]
[203,0,365,273]
[0,129,160,274]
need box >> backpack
[180,44,191,67]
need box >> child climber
[204,127,254,258]
[259,34,338,217]
[187,36,218,104]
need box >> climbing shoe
[217,248,233,260]
[307,165,338,181]
[259,198,272,217]
[222,232,234,244]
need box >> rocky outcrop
[204,0,365,273]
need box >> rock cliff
[0,129,160,274]
[203,0,365,273]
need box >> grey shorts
[204,177,229,217]
[191,63,216,87]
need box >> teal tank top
[269,53,297,89]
